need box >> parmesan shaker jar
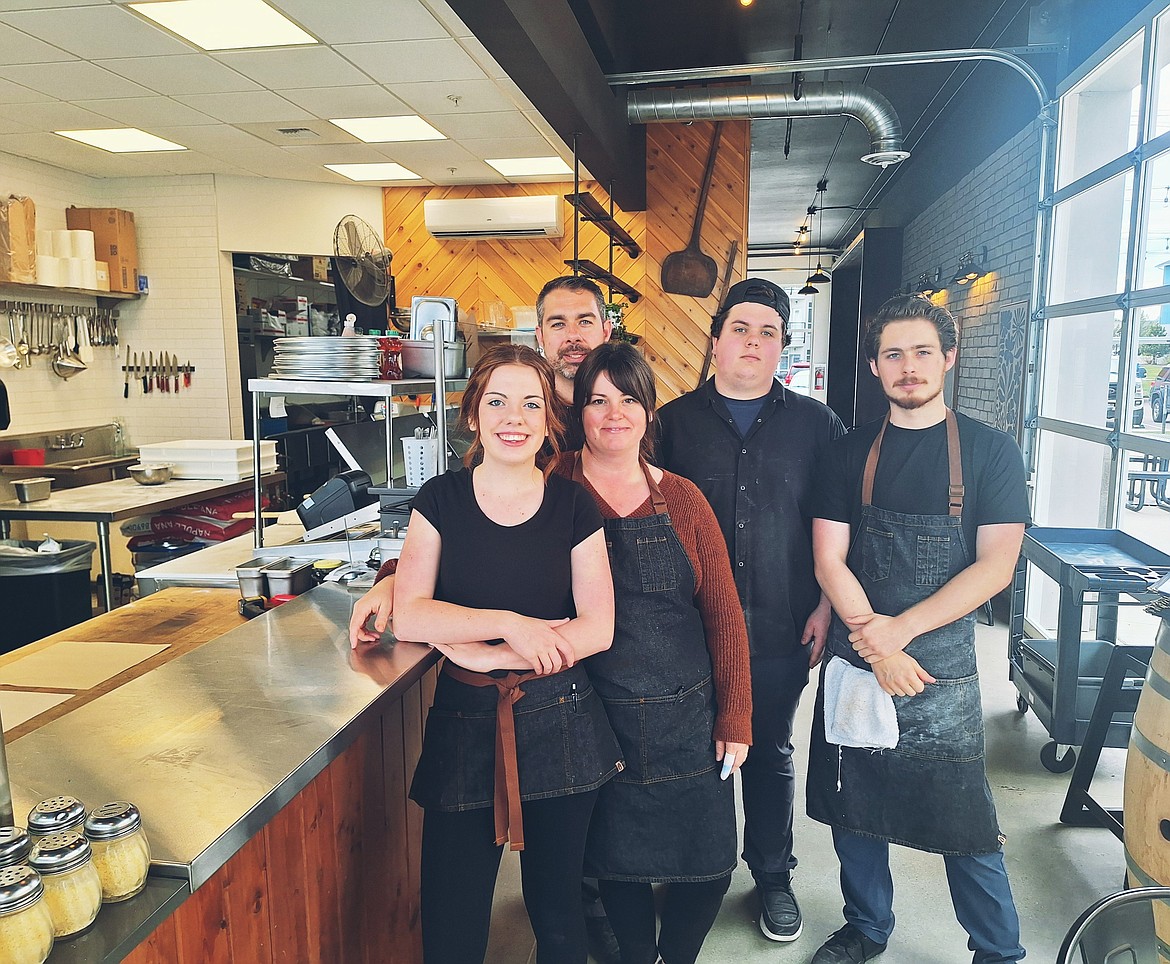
[0,866,54,964]
[0,827,32,869]
[27,832,102,938]
[27,797,85,844]
[84,802,150,902]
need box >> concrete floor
[483,618,1131,963]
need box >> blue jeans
[832,828,1026,963]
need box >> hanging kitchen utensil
[146,351,153,393]
[0,378,9,430]
[697,238,740,388]
[75,313,92,366]
[51,315,86,379]
[0,308,19,370]
[123,345,131,398]
[661,122,723,298]
[15,305,29,367]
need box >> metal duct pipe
[627,82,910,167]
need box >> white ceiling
[0,0,578,186]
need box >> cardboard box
[94,264,110,292]
[297,256,330,282]
[65,207,138,292]
[285,319,309,337]
[0,195,36,284]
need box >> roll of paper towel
[69,230,95,261]
[36,230,52,256]
[80,260,98,290]
[36,255,61,287]
[51,230,73,259]
[61,257,83,288]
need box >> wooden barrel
[1126,616,1170,888]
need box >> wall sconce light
[916,268,944,297]
[951,246,989,286]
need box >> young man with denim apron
[807,295,1029,964]
[658,279,845,944]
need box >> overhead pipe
[627,82,909,167]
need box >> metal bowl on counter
[127,463,173,486]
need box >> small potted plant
[605,302,640,345]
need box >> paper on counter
[269,396,287,417]
[0,642,169,691]
[0,691,72,731]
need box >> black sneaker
[810,923,887,963]
[757,878,802,941]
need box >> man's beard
[554,344,587,380]
[886,379,943,410]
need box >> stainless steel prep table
[0,472,284,612]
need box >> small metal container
[0,865,54,964]
[27,798,85,843]
[261,557,315,596]
[236,559,271,598]
[127,463,173,485]
[12,478,51,503]
[401,339,466,378]
[0,827,32,869]
[84,802,150,903]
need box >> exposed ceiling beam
[447,0,646,210]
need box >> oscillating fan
[333,215,392,306]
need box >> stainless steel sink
[0,455,138,488]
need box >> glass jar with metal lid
[0,865,54,964]
[27,832,102,938]
[83,802,150,902]
[0,828,32,869]
[27,797,86,843]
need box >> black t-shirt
[814,411,1030,556]
[721,393,768,437]
[411,467,603,620]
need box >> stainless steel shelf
[249,377,467,397]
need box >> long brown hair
[573,341,657,463]
[459,343,565,470]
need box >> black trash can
[0,539,96,653]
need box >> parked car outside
[784,362,809,386]
[1150,366,1170,423]
[1107,370,1145,428]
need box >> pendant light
[806,179,831,285]
[798,232,818,295]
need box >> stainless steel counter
[6,582,437,890]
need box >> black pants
[740,652,809,884]
[421,789,599,964]
[597,876,731,964]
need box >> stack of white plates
[270,336,382,381]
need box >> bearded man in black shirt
[807,295,1029,964]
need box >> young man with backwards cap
[657,278,845,945]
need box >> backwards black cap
[720,278,790,323]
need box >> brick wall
[901,122,1041,433]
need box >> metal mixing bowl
[127,463,173,485]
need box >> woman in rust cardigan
[554,342,752,964]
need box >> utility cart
[1009,527,1170,772]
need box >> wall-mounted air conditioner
[423,195,564,239]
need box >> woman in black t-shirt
[365,344,620,964]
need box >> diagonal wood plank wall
[382,118,748,406]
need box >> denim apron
[574,457,737,882]
[806,410,1002,855]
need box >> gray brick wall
[901,122,1041,431]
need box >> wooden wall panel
[381,122,747,407]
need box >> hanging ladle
[51,316,86,380]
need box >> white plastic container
[402,437,438,488]
[136,441,277,480]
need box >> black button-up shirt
[657,378,845,658]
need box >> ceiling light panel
[128,0,317,51]
[325,162,420,182]
[55,127,188,152]
[330,115,445,143]
[486,156,571,177]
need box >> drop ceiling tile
[173,90,313,124]
[0,0,112,8]
[457,135,563,159]
[373,139,477,166]
[73,95,214,128]
[430,110,538,140]
[150,123,268,152]
[411,159,501,184]
[522,109,571,153]
[4,99,128,130]
[283,142,394,164]
[270,0,448,44]
[419,0,473,39]
[0,107,34,133]
[0,61,151,99]
[457,34,506,79]
[0,75,52,104]
[276,84,410,119]
[235,118,356,146]
[0,130,144,175]
[336,39,484,85]
[152,149,244,175]
[0,22,76,65]
[214,46,370,91]
[392,79,519,116]
[0,5,189,59]
[97,55,260,95]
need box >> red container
[11,449,45,466]
[268,594,297,607]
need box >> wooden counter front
[5,588,434,964]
